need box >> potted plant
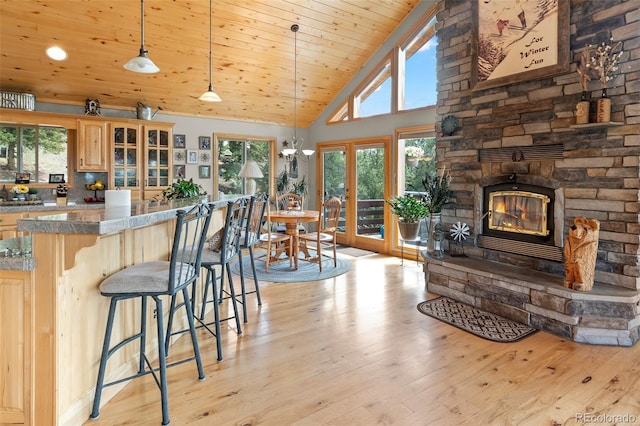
[420,167,451,215]
[405,146,424,167]
[291,176,308,198]
[28,187,39,200]
[419,167,451,257]
[161,178,206,200]
[386,194,428,240]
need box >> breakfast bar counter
[0,199,224,426]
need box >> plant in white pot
[405,146,424,167]
[386,194,428,241]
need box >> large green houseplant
[161,178,206,200]
[386,194,428,240]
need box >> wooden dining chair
[299,197,342,271]
[274,192,306,233]
[256,202,293,271]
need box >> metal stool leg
[90,297,118,419]
[225,265,243,334]
[181,285,205,380]
[248,246,262,306]
[237,250,249,323]
[152,296,170,425]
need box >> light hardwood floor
[85,254,640,426]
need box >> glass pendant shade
[124,49,159,73]
[199,84,222,102]
[125,0,159,74]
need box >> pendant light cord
[291,24,299,144]
[140,0,146,53]
[208,0,212,90]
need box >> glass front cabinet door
[143,125,173,200]
[110,123,141,199]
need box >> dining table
[269,209,319,269]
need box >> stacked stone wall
[434,0,640,290]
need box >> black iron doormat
[417,297,538,343]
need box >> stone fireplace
[478,178,562,262]
[423,0,640,346]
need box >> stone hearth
[423,255,640,346]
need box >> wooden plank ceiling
[0,0,424,127]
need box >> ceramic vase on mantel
[596,88,611,123]
[575,91,589,125]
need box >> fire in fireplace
[488,190,549,236]
[482,182,555,245]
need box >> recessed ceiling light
[46,46,67,61]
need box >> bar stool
[235,194,268,322]
[194,197,247,361]
[90,202,214,426]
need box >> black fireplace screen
[488,190,550,236]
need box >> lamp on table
[238,160,263,195]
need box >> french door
[316,137,391,253]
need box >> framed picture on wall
[471,0,569,91]
[187,150,198,164]
[199,136,211,150]
[199,165,211,179]
[173,134,186,148]
[174,164,185,179]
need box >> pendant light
[124,0,160,74]
[199,0,222,102]
[285,24,313,159]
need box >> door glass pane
[126,128,137,143]
[356,147,385,238]
[126,169,137,186]
[127,149,136,166]
[159,130,168,146]
[148,150,157,166]
[114,148,124,165]
[159,150,168,165]
[399,134,436,246]
[147,130,157,146]
[322,150,346,233]
[217,139,271,199]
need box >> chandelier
[281,24,314,162]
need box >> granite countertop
[0,201,105,213]
[17,198,224,235]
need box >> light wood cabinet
[109,122,141,200]
[0,269,31,425]
[143,124,173,200]
[77,119,107,172]
[0,212,25,240]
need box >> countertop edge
[16,199,228,235]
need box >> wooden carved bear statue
[564,217,600,291]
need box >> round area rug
[230,253,351,283]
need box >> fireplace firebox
[482,182,555,245]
